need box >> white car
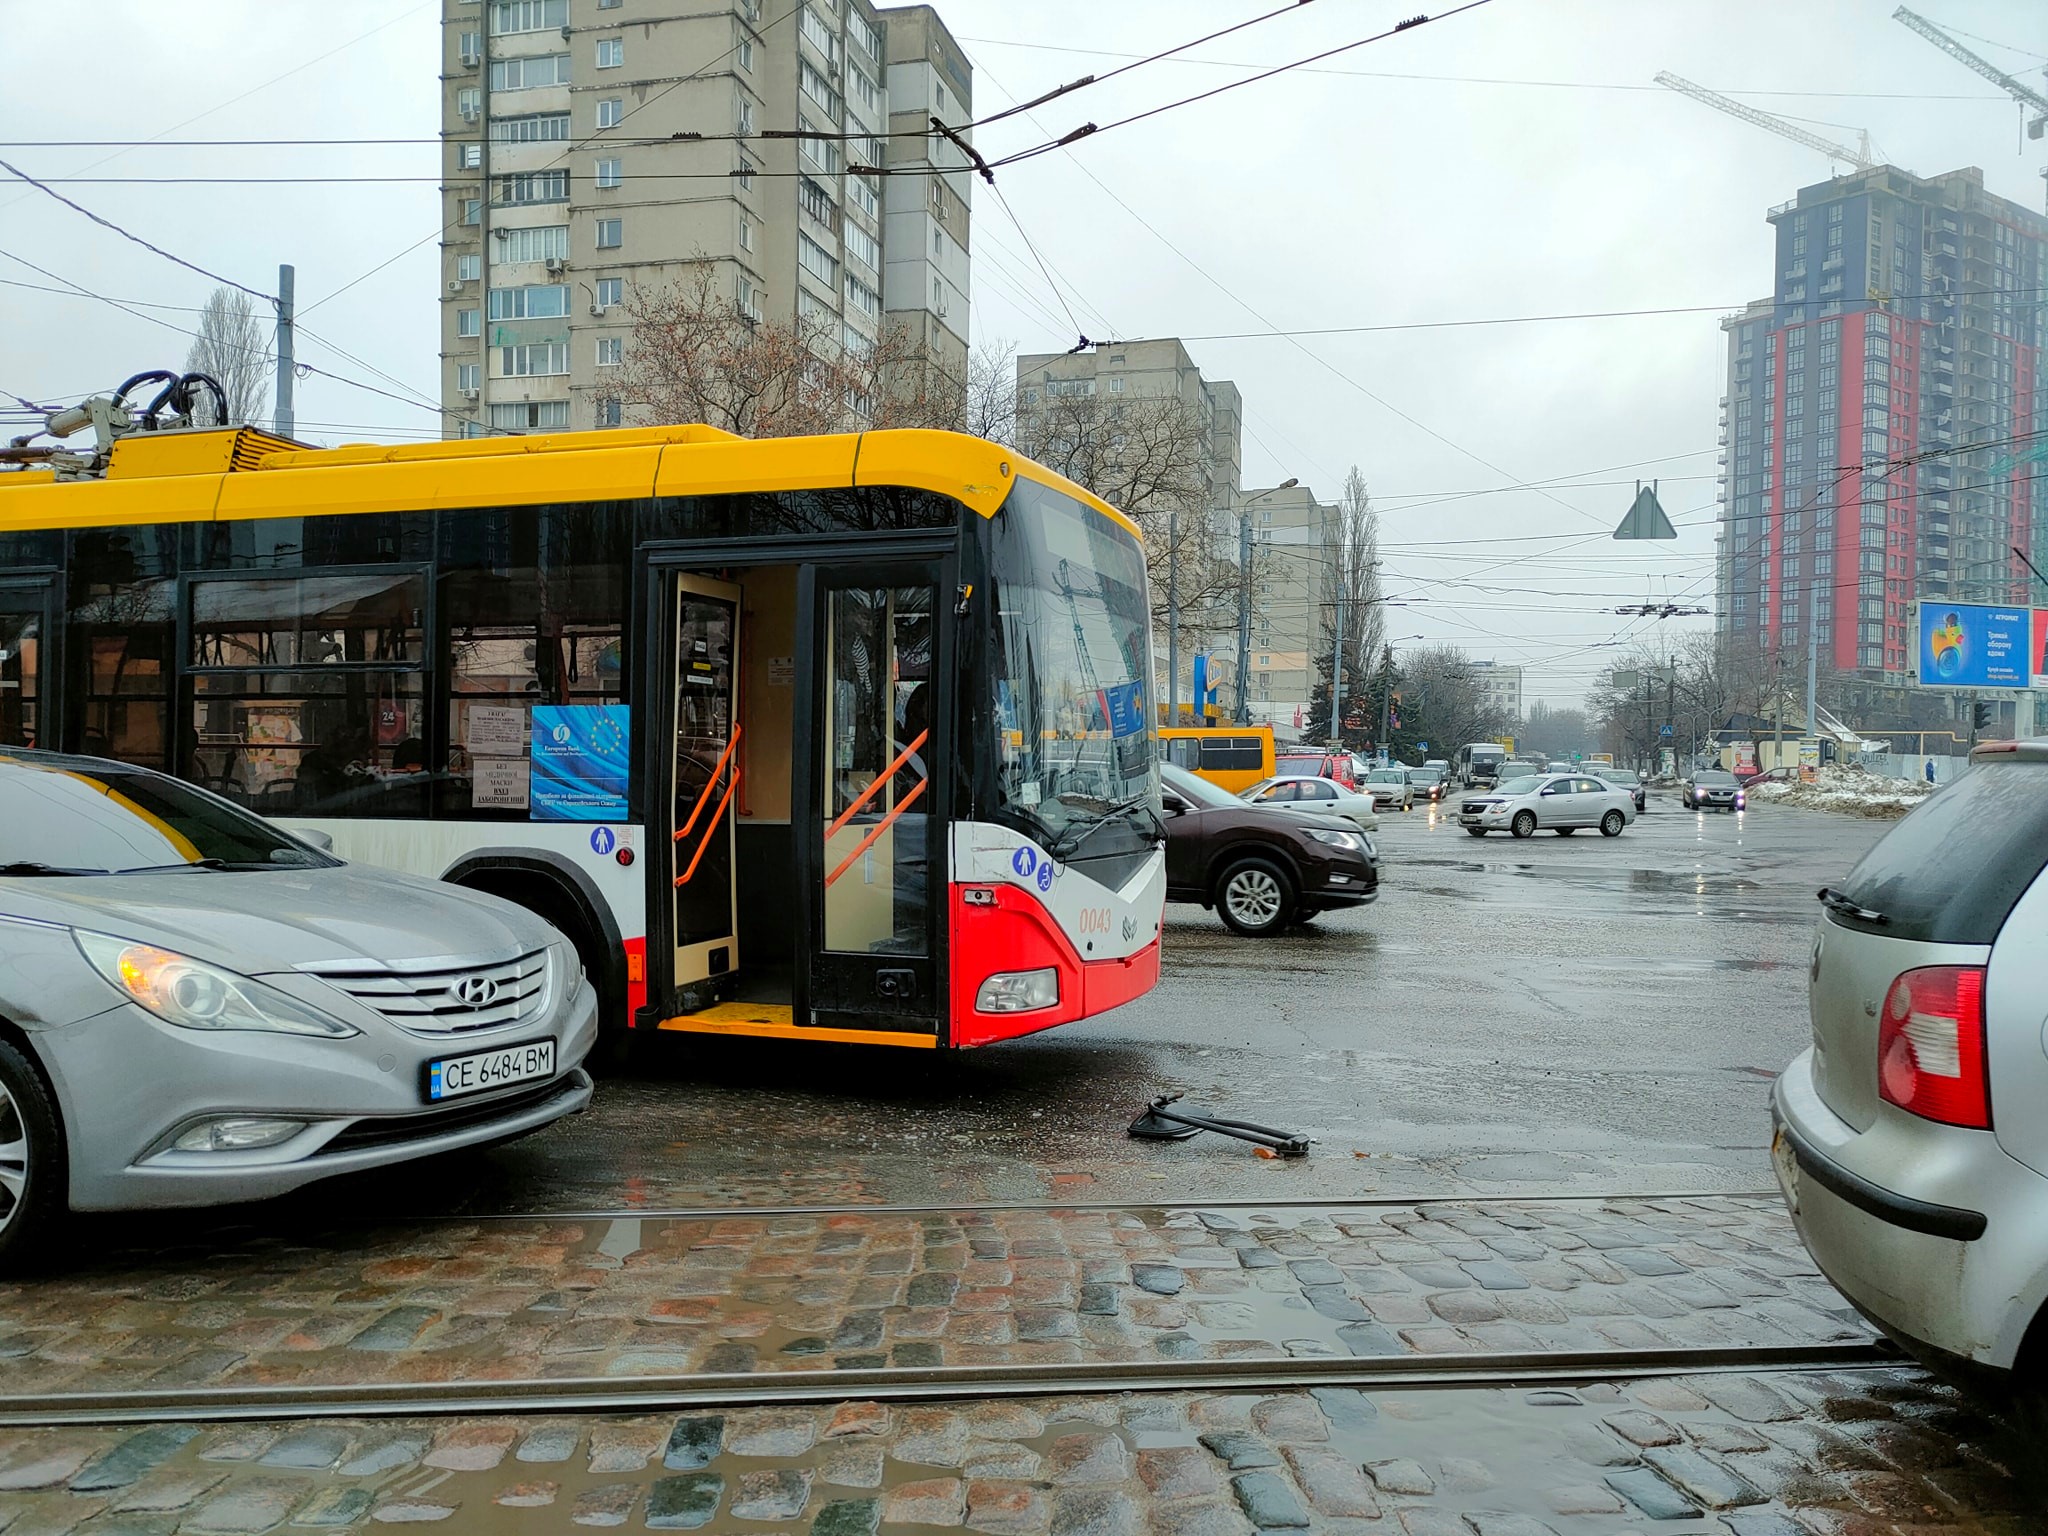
[1359,767,1414,811]
[1458,772,1637,838]
[1240,775,1381,833]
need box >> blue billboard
[531,704,631,820]
[1915,601,2031,690]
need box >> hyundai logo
[454,975,501,1008]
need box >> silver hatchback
[0,751,596,1268]
[1773,739,2048,1371]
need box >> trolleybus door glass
[669,574,742,1011]
[0,584,51,750]
[802,567,942,1032]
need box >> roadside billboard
[1914,600,2033,689]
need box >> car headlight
[1305,828,1363,851]
[75,931,358,1037]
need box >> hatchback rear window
[1833,762,2048,944]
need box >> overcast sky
[3,0,2043,705]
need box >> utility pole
[1665,665,1676,776]
[1377,645,1394,756]
[1234,510,1252,724]
[1805,567,1819,742]
[272,263,295,438]
[1329,580,1345,747]
[1165,509,1179,727]
[1774,656,1786,770]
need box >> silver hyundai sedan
[1773,739,2048,1373]
[0,751,596,1268]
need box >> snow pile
[1745,763,1938,819]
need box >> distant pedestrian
[1925,758,1936,784]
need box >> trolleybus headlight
[976,967,1059,1013]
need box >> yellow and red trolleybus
[0,421,1163,1048]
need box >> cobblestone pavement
[0,1199,1868,1397]
[0,1367,2034,1533]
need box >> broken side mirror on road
[1128,1093,1310,1157]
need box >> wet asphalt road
[264,792,1892,1224]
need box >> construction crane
[1892,7,2047,209]
[1655,72,1874,171]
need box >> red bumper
[947,883,1161,1047]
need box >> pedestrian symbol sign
[1659,724,1673,737]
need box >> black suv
[1160,764,1378,936]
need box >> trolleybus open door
[667,573,743,1012]
[0,581,52,751]
[794,563,947,1041]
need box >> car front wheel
[0,1038,64,1274]
[1600,810,1626,837]
[1216,857,1295,937]
[1511,810,1537,839]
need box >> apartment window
[843,221,878,272]
[739,213,754,251]
[735,274,762,320]
[456,362,480,392]
[494,169,569,205]
[848,6,881,60]
[499,342,569,377]
[799,4,843,67]
[597,397,623,427]
[595,157,621,189]
[845,274,879,316]
[597,97,623,129]
[490,400,570,430]
[456,253,481,281]
[595,336,622,367]
[488,284,570,320]
[736,156,756,190]
[798,177,833,228]
[489,54,570,91]
[796,289,832,329]
[737,97,754,135]
[491,111,570,142]
[931,180,945,217]
[850,64,881,118]
[595,38,623,69]
[458,30,481,62]
[462,198,482,226]
[848,173,878,218]
[797,233,838,286]
[457,308,480,337]
[598,0,620,7]
[800,60,843,120]
[738,37,754,72]
[595,277,622,308]
[491,0,565,34]
[851,134,884,168]
[457,87,482,119]
[1109,377,1123,393]
[497,224,569,263]
[799,120,840,173]
[933,228,942,255]
[595,217,622,249]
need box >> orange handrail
[825,776,926,887]
[673,725,742,842]
[825,730,927,840]
[674,765,742,887]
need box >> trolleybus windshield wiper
[1047,793,1166,859]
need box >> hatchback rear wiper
[0,861,108,877]
[1817,886,1888,925]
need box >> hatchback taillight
[1877,965,1990,1128]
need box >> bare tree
[616,266,966,438]
[1327,467,1384,688]
[183,288,272,426]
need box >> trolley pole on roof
[272,264,295,438]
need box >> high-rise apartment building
[1240,483,1338,729]
[439,0,971,436]
[1469,660,1522,723]
[1716,165,2048,685]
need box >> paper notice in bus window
[472,756,530,810]
[465,704,527,755]
[767,655,794,687]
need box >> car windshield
[1602,769,1638,784]
[1496,775,1542,795]
[1162,762,1239,809]
[1366,770,1405,784]
[1695,771,1736,785]
[0,755,336,874]
[986,478,1158,859]
[1408,768,1441,783]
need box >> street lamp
[1234,478,1298,723]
